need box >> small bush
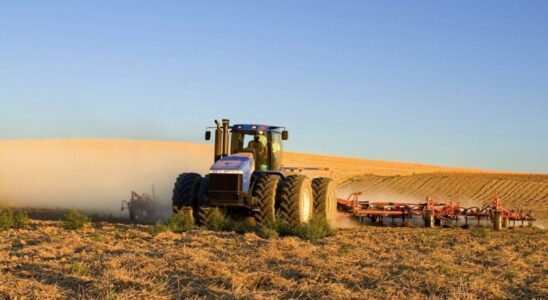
[0,209,14,230]
[294,218,336,241]
[167,210,194,233]
[256,226,279,239]
[0,210,30,230]
[148,211,194,235]
[205,209,234,231]
[147,222,170,235]
[269,219,294,237]
[233,219,256,234]
[12,211,30,229]
[61,209,90,230]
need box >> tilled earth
[0,220,546,299]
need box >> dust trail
[0,140,213,217]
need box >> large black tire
[172,173,202,213]
[312,177,337,226]
[278,175,314,227]
[252,174,281,226]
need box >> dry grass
[0,220,546,299]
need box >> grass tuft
[472,227,491,239]
[61,209,91,230]
[148,210,194,234]
[294,218,337,240]
[12,211,30,229]
[0,209,14,230]
[205,209,235,231]
[256,226,279,239]
[166,210,194,233]
[0,209,30,230]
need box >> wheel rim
[302,187,312,222]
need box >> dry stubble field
[1,221,546,299]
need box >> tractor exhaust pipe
[222,119,230,157]
[214,120,223,162]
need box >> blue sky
[1,1,547,172]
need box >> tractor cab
[230,124,286,171]
[205,120,288,172]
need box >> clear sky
[1,1,547,173]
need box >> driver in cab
[244,134,268,170]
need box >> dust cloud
[0,140,213,216]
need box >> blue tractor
[172,119,337,227]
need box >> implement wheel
[424,210,435,228]
[312,177,337,226]
[278,175,314,227]
[493,211,502,231]
[252,174,281,226]
[172,173,202,213]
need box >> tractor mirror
[282,130,289,140]
[205,131,211,140]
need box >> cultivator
[337,192,536,230]
[121,191,159,222]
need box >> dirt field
[1,221,546,299]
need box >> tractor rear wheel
[278,175,314,227]
[312,177,337,226]
[172,173,202,213]
[252,174,281,226]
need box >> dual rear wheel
[253,174,337,227]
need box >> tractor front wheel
[278,175,314,227]
[312,177,337,226]
[172,173,202,213]
[252,174,281,226]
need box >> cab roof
[232,124,283,132]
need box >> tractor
[172,119,337,227]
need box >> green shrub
[0,209,14,230]
[294,218,336,241]
[206,209,234,231]
[167,210,194,233]
[233,219,256,234]
[256,226,279,239]
[0,209,30,230]
[269,219,294,237]
[148,223,170,235]
[12,211,30,229]
[148,211,194,235]
[61,209,91,230]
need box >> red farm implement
[337,192,535,230]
